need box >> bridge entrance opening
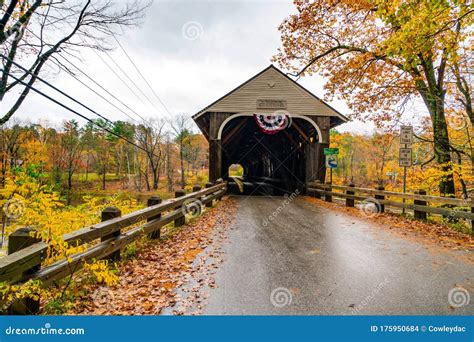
[228,164,244,177]
[192,65,347,196]
[222,115,317,195]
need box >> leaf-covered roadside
[65,197,238,315]
[304,197,473,259]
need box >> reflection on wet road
[204,196,473,315]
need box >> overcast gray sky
[2,0,371,133]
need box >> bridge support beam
[306,140,329,183]
[209,112,228,183]
[315,142,328,183]
[305,141,318,183]
[314,117,330,184]
[209,139,222,183]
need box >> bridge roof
[192,65,349,125]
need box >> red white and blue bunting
[253,113,289,135]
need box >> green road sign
[324,148,339,155]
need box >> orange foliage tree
[274,0,473,195]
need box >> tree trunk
[417,78,455,196]
[454,151,468,198]
[166,147,173,192]
[180,145,185,187]
[144,168,150,191]
[85,155,89,181]
[152,167,159,190]
[465,125,474,177]
[126,153,132,189]
[431,104,455,196]
[156,165,162,190]
[67,170,73,190]
[102,165,106,190]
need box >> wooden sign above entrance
[256,99,287,110]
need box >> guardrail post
[325,182,332,202]
[413,189,427,220]
[101,207,122,261]
[147,196,162,239]
[192,185,205,211]
[174,189,186,227]
[7,227,41,314]
[313,180,321,199]
[216,178,224,200]
[219,187,226,200]
[205,182,213,207]
[346,182,355,207]
[375,185,385,213]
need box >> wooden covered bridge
[193,65,348,194]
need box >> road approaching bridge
[204,196,473,315]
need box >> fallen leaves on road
[304,196,473,260]
[69,197,238,315]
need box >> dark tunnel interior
[220,116,319,196]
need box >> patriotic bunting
[253,113,289,135]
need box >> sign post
[399,126,413,214]
[324,148,339,185]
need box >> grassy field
[72,173,123,182]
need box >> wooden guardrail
[0,181,226,313]
[307,181,474,230]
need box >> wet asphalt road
[204,196,473,315]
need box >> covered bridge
[192,65,347,194]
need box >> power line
[58,53,149,123]
[60,21,161,121]
[55,54,144,123]
[109,32,172,116]
[56,22,150,122]
[103,50,164,116]
[22,23,158,123]
[58,63,139,123]
[2,67,161,158]
[2,54,118,126]
[19,26,148,123]
[0,54,116,126]
[93,50,146,107]
[89,1,170,116]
